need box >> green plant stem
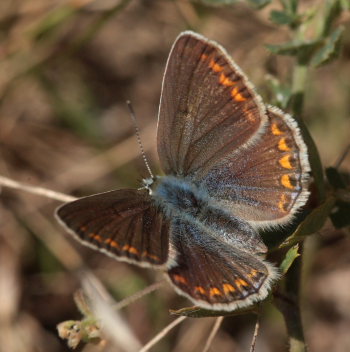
[285,250,307,352]
[290,59,325,202]
[290,63,307,117]
[277,6,308,352]
[275,255,307,352]
[283,71,308,351]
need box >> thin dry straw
[42,122,157,191]
[250,314,260,352]
[82,272,142,352]
[0,175,76,202]
[139,316,187,352]
[113,281,165,310]
[202,316,224,352]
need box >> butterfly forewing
[200,106,310,226]
[157,31,268,177]
[56,189,169,267]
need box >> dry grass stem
[113,280,165,311]
[43,122,157,191]
[82,272,142,352]
[139,316,187,352]
[202,316,224,352]
[0,175,76,203]
[14,203,84,271]
[250,315,260,352]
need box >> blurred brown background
[0,0,349,351]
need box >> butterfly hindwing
[200,106,310,226]
[157,31,268,177]
[56,189,169,267]
[167,219,277,311]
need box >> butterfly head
[142,176,158,194]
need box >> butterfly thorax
[149,175,267,254]
[150,175,206,218]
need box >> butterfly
[56,31,310,311]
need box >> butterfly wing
[157,31,309,225]
[167,219,278,311]
[200,106,310,226]
[157,31,267,177]
[56,189,169,267]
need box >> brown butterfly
[56,31,310,311]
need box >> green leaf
[279,197,336,248]
[289,0,299,14]
[246,0,271,8]
[270,10,296,25]
[311,27,344,67]
[280,244,300,275]
[265,39,320,56]
[322,0,342,36]
[279,0,299,14]
[170,305,258,318]
[199,0,239,5]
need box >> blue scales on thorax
[149,176,267,255]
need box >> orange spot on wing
[231,86,246,102]
[195,286,206,295]
[210,287,222,296]
[209,59,224,72]
[278,194,289,212]
[279,155,294,169]
[281,175,295,189]
[201,54,208,61]
[173,274,188,284]
[278,138,291,151]
[235,278,248,288]
[109,240,119,248]
[105,238,120,249]
[271,123,283,136]
[89,233,103,242]
[223,283,236,293]
[122,244,139,255]
[142,251,160,262]
[248,269,258,278]
[219,73,236,86]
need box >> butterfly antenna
[126,100,154,179]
